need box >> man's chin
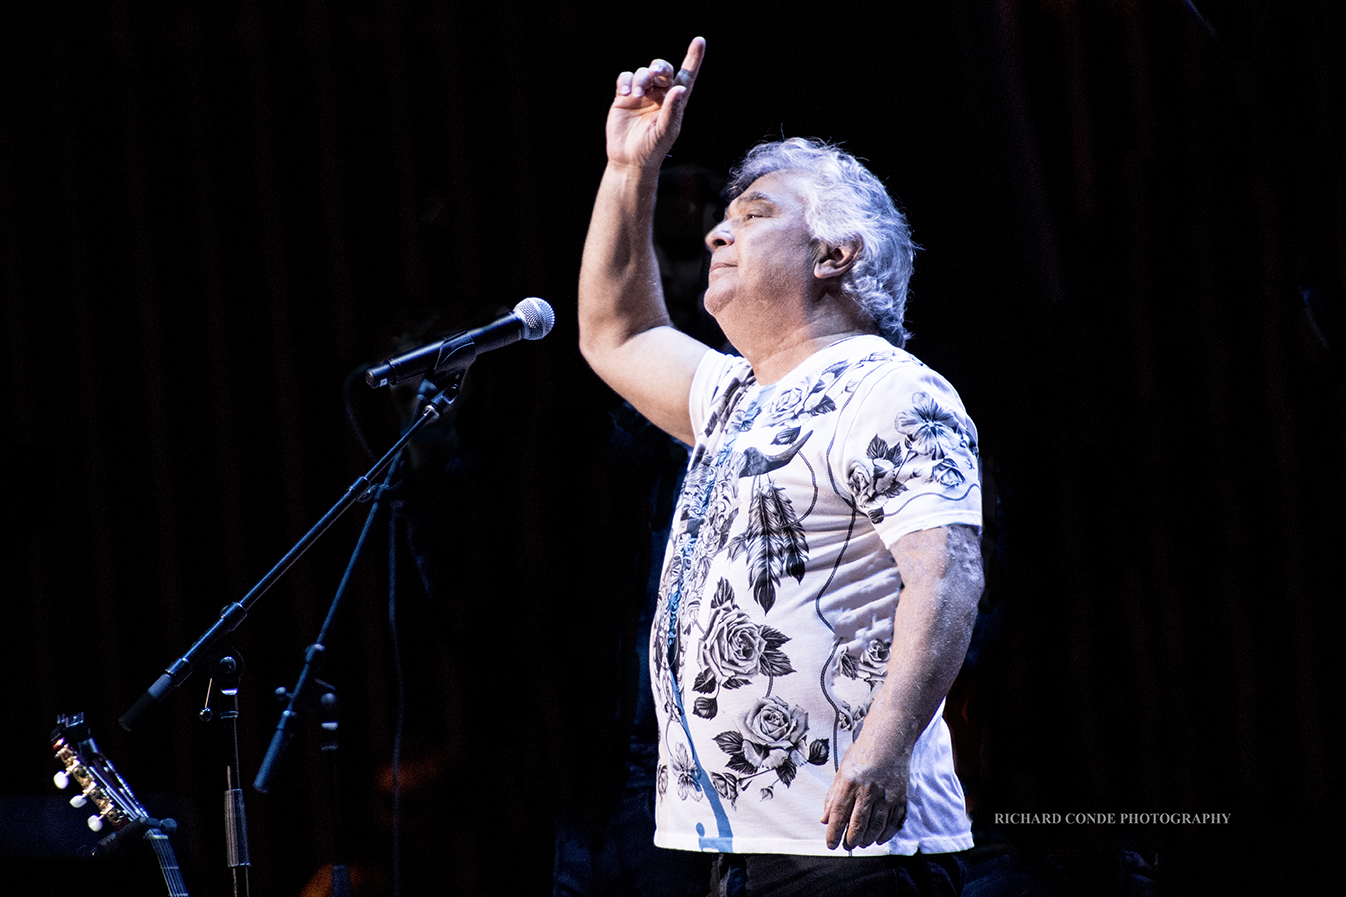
[702,286,731,319]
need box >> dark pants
[553,759,713,897]
[708,851,963,897]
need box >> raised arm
[821,523,984,850]
[578,37,711,446]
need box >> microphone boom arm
[119,380,462,731]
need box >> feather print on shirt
[727,481,808,614]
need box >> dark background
[1,1,1341,895]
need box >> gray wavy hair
[725,138,916,347]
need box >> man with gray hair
[578,37,984,896]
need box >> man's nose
[705,219,733,249]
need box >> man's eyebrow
[729,190,778,211]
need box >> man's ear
[814,237,862,282]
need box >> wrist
[597,162,661,227]
[605,157,662,186]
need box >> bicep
[582,325,710,446]
[891,525,984,616]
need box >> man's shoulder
[805,336,930,389]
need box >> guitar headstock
[51,713,190,895]
[51,711,151,834]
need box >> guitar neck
[145,829,189,897]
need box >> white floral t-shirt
[651,336,981,857]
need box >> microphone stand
[253,450,398,797]
[119,374,463,894]
[199,650,252,897]
[251,413,407,897]
[120,376,461,732]
[318,685,353,897]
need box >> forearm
[576,38,707,444]
[855,525,983,760]
[577,161,672,363]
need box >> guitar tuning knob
[87,814,104,832]
[69,793,88,809]
[53,771,70,790]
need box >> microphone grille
[514,297,556,340]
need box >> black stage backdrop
[1,2,1341,895]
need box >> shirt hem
[653,830,974,857]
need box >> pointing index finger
[675,36,706,91]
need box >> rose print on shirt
[836,638,893,737]
[840,637,892,686]
[709,696,830,807]
[691,578,795,719]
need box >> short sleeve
[688,350,753,441]
[838,360,982,548]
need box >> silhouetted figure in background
[550,165,725,897]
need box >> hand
[820,735,911,850]
[605,37,705,172]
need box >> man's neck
[712,283,880,382]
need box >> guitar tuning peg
[87,814,104,832]
[53,771,70,790]
[69,793,88,809]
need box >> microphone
[365,297,555,388]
